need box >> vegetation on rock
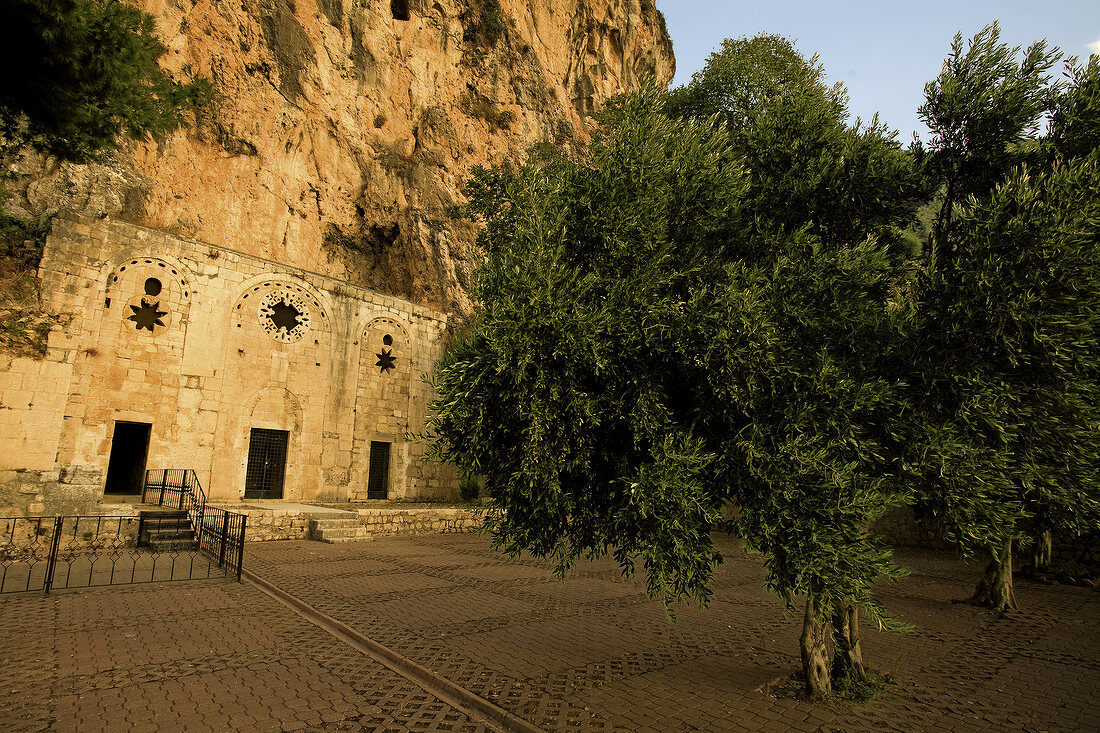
[0,0,208,163]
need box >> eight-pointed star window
[128,298,168,332]
[376,347,397,373]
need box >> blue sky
[655,1,1100,142]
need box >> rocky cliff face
[4,0,673,313]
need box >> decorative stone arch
[361,316,411,378]
[231,275,331,344]
[104,252,195,304]
[245,385,304,432]
[239,385,305,501]
[104,254,194,337]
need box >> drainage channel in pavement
[243,568,548,733]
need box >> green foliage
[1049,55,1100,161]
[667,34,926,252]
[463,0,507,52]
[667,34,847,133]
[918,22,1060,263]
[912,159,1100,555]
[831,668,894,703]
[432,87,746,607]
[457,473,482,503]
[431,32,922,632]
[0,210,55,267]
[461,94,517,132]
[0,212,58,358]
[664,36,922,618]
[0,0,209,162]
[1049,558,1094,583]
[912,25,1100,575]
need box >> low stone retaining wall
[214,503,484,542]
[874,506,950,550]
[875,505,1098,576]
[221,507,315,542]
[354,507,483,535]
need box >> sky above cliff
[656,0,1100,143]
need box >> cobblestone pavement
[246,534,1099,733]
[1,534,1097,732]
[0,578,495,733]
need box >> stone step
[316,530,371,541]
[315,518,360,529]
[149,537,200,552]
[140,510,198,550]
[309,517,371,543]
[146,528,197,540]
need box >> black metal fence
[198,507,246,579]
[143,469,246,582]
[0,469,247,595]
[142,468,203,513]
[0,514,227,594]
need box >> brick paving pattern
[1,532,1097,732]
[0,579,493,733]
[246,534,1100,733]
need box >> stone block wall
[874,506,951,550]
[220,505,482,542]
[0,214,459,515]
[227,508,315,542]
[355,507,482,535]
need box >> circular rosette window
[258,289,312,343]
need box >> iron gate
[244,428,289,499]
[367,441,390,499]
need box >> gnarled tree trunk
[1029,530,1053,573]
[969,538,1018,611]
[831,602,866,685]
[801,592,832,698]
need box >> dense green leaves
[431,37,921,651]
[913,160,1100,557]
[431,88,747,606]
[913,25,1100,608]
[430,25,1099,692]
[669,35,924,251]
[918,22,1060,265]
[1049,56,1100,161]
[0,0,208,162]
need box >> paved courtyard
[1,532,1097,732]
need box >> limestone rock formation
[3,0,673,314]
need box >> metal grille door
[367,442,390,499]
[244,428,289,499]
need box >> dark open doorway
[367,441,391,499]
[104,421,152,495]
[244,428,289,499]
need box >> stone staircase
[308,516,371,543]
[138,508,198,552]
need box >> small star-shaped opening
[268,300,301,332]
[128,299,168,332]
[376,347,397,373]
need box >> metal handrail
[1,514,235,594]
[143,470,245,581]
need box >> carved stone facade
[0,214,456,515]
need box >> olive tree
[913,24,1100,610]
[430,36,923,698]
